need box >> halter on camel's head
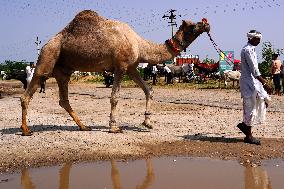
[166,18,210,54]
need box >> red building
[174,55,200,66]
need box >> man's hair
[272,53,279,59]
[248,30,258,33]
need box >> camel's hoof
[80,126,92,131]
[108,127,123,133]
[142,122,153,129]
[21,131,33,136]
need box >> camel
[20,10,210,135]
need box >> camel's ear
[181,20,188,30]
[182,20,194,27]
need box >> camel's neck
[138,40,176,64]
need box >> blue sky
[0,0,283,63]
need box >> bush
[260,42,283,77]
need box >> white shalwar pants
[27,77,32,87]
[243,91,267,126]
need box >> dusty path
[0,81,284,173]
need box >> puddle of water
[0,157,283,189]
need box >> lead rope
[206,31,235,66]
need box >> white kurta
[26,66,35,86]
[152,66,158,74]
[164,66,171,73]
[240,43,270,126]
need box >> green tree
[259,41,283,78]
[0,60,29,74]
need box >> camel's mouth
[202,18,210,32]
[195,19,210,33]
[203,23,210,33]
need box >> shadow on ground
[0,125,109,135]
[181,134,243,143]
[1,124,150,135]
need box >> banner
[219,51,234,72]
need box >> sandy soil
[0,80,284,173]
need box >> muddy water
[0,157,283,189]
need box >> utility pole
[35,36,41,64]
[162,9,181,37]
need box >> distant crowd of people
[144,63,195,85]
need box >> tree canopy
[259,41,283,77]
[0,60,31,74]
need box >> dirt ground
[0,80,284,173]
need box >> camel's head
[174,18,210,50]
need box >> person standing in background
[163,63,173,84]
[280,60,284,94]
[152,65,158,85]
[270,53,282,96]
[25,62,35,87]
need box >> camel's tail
[34,33,63,78]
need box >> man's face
[250,37,261,46]
[272,54,279,60]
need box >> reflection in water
[245,166,272,189]
[136,159,155,189]
[111,159,155,189]
[9,158,280,189]
[21,163,72,189]
[21,168,35,189]
[19,159,155,189]
[59,163,72,189]
[111,160,122,189]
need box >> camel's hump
[62,10,106,34]
[75,10,100,19]
[72,10,105,23]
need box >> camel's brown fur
[20,10,210,135]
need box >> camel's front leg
[109,72,123,133]
[128,69,153,129]
[21,75,41,136]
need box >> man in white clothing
[237,30,272,145]
[152,65,158,85]
[163,64,173,84]
[26,62,35,87]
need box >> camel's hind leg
[127,68,153,129]
[53,66,91,131]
